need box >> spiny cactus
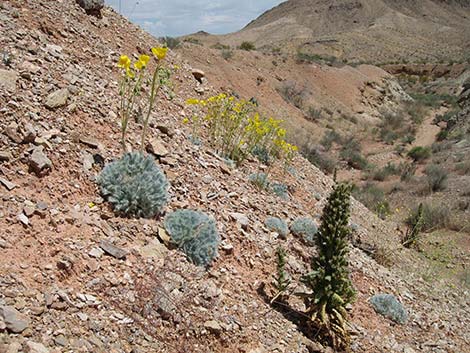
[265,216,289,238]
[271,247,291,304]
[164,209,220,267]
[97,152,169,218]
[290,217,318,245]
[300,182,355,351]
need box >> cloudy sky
[105,0,285,37]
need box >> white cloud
[105,0,285,36]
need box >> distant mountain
[201,0,470,63]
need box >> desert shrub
[221,49,233,60]
[402,203,424,248]
[249,172,269,189]
[296,51,337,65]
[270,182,289,200]
[185,94,297,164]
[320,130,341,151]
[212,42,230,50]
[371,163,400,181]
[98,152,169,218]
[300,183,355,350]
[290,217,318,245]
[276,81,307,109]
[404,101,427,124]
[410,93,457,108]
[239,41,255,51]
[339,137,368,170]
[378,112,408,144]
[370,294,407,324]
[183,37,201,45]
[400,162,416,181]
[160,36,180,49]
[455,161,470,175]
[164,209,220,266]
[424,164,448,192]
[265,217,289,238]
[407,146,431,162]
[406,203,450,232]
[301,145,337,174]
[306,106,323,121]
[353,183,390,219]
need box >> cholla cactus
[265,217,289,238]
[290,217,318,245]
[300,183,355,351]
[164,209,220,267]
[97,152,169,218]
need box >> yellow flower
[117,55,131,69]
[152,47,168,60]
[139,54,150,67]
[134,60,144,70]
[182,117,189,124]
[126,67,135,79]
[186,98,200,105]
[173,64,180,70]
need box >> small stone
[29,147,52,176]
[0,306,30,333]
[0,151,13,161]
[139,238,168,259]
[204,320,223,334]
[25,341,50,353]
[0,69,18,91]
[229,212,249,229]
[17,213,29,226]
[146,138,169,157]
[45,88,69,109]
[99,240,127,259]
[79,136,102,149]
[0,177,16,191]
[157,227,171,245]
[53,335,68,347]
[156,125,174,137]
[5,124,22,144]
[88,247,104,258]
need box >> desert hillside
[186,0,470,63]
[0,1,469,353]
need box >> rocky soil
[0,1,469,353]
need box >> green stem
[141,65,160,152]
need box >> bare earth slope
[191,0,470,63]
[0,1,469,353]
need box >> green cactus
[164,209,220,267]
[97,152,169,218]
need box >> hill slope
[0,1,469,353]
[194,0,470,63]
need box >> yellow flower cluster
[117,47,167,79]
[185,93,297,166]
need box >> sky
[105,0,285,37]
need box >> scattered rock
[229,212,249,230]
[29,147,52,176]
[25,341,50,353]
[0,306,30,333]
[76,0,104,17]
[79,136,102,149]
[156,124,175,137]
[44,88,69,109]
[17,213,29,226]
[146,138,169,157]
[88,247,105,258]
[0,151,13,161]
[99,239,127,259]
[204,320,223,334]
[139,239,168,259]
[0,177,16,191]
[0,69,18,91]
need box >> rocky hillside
[0,1,469,353]
[189,0,470,63]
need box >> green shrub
[402,203,424,248]
[221,49,233,60]
[249,172,269,189]
[370,294,407,324]
[302,145,337,174]
[164,209,220,266]
[300,183,355,350]
[270,182,289,200]
[97,152,169,218]
[276,81,307,109]
[239,41,255,51]
[307,106,323,121]
[160,36,180,49]
[353,183,390,219]
[371,163,400,181]
[290,217,318,245]
[424,164,448,192]
[407,146,431,162]
[406,203,450,232]
[265,217,289,238]
[455,161,470,175]
[320,130,341,151]
[271,247,291,303]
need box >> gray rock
[45,88,69,109]
[0,177,16,191]
[29,147,52,176]
[99,239,127,259]
[79,136,102,149]
[25,341,50,353]
[191,69,205,83]
[0,69,18,91]
[204,320,223,334]
[0,151,12,161]
[0,305,30,333]
[229,212,249,229]
[139,239,168,259]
